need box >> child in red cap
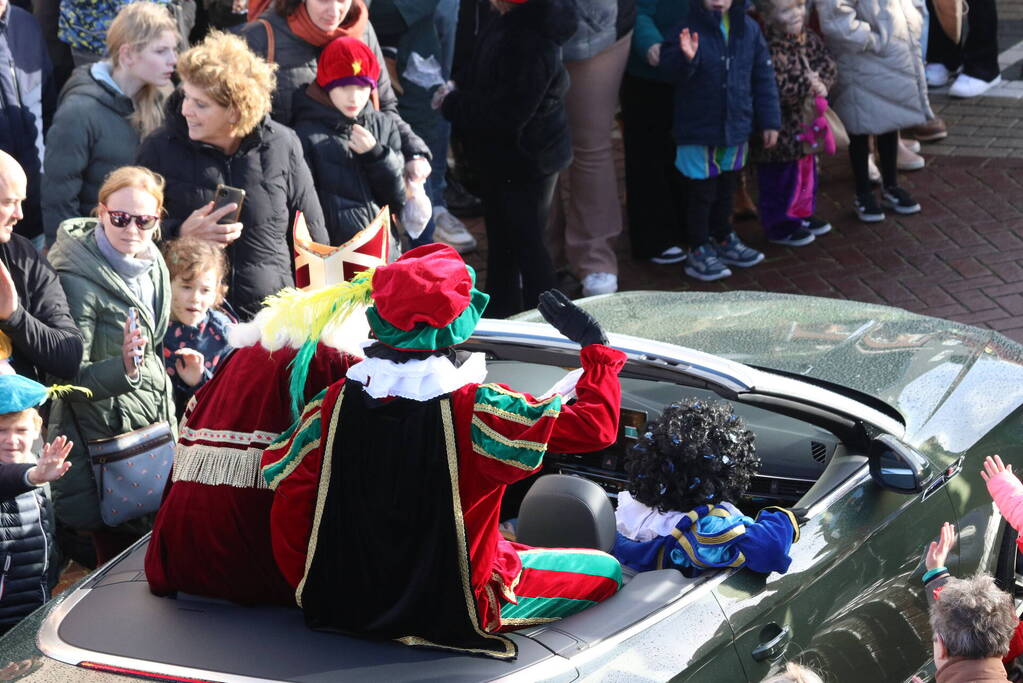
[292,36,407,246]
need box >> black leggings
[684,170,738,248]
[849,132,898,195]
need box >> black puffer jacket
[0,483,58,633]
[292,86,405,246]
[441,0,578,181]
[237,10,428,161]
[0,234,83,383]
[135,91,328,320]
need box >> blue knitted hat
[0,375,91,415]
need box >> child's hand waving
[679,29,699,61]
[981,454,1011,483]
[924,521,956,571]
[27,436,73,485]
[175,348,207,387]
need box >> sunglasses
[102,205,160,231]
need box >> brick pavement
[458,0,1023,344]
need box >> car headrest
[515,474,617,553]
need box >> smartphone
[213,184,246,224]
[128,307,142,369]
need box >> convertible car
[1,290,1022,682]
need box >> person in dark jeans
[925,0,1000,98]
[621,0,690,266]
[438,0,578,317]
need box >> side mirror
[868,434,932,494]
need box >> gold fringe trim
[172,444,268,489]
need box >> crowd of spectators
[0,0,1010,645]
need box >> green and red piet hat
[258,243,489,417]
[367,244,489,351]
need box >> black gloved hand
[537,289,608,347]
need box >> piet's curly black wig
[625,399,760,513]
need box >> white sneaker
[581,272,618,297]
[433,206,477,254]
[949,73,1003,98]
[925,63,950,87]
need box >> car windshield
[513,290,1023,439]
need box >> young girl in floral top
[162,238,234,415]
[753,0,837,247]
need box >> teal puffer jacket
[46,218,174,532]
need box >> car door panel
[716,463,955,681]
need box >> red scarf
[287,0,368,47]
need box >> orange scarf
[287,0,368,47]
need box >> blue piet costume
[613,498,799,576]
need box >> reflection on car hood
[513,291,1023,451]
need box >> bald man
[0,151,82,381]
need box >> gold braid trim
[296,387,345,608]
[438,399,516,659]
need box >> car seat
[515,474,617,553]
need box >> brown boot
[733,172,757,221]
[903,117,948,142]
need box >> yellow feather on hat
[259,268,376,353]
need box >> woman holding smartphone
[46,165,174,566]
[136,32,328,320]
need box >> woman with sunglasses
[46,165,173,567]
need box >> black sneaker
[650,245,687,265]
[854,192,886,223]
[768,227,815,247]
[802,217,832,236]
[882,186,922,215]
[444,172,483,218]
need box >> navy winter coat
[658,1,780,148]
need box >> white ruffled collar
[615,491,686,542]
[346,347,488,401]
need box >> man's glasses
[101,204,160,231]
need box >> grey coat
[46,218,173,532]
[238,11,429,160]
[816,0,932,135]
[41,64,140,247]
[561,0,635,62]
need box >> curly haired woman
[613,398,800,576]
[135,31,328,320]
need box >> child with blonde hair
[0,375,76,634]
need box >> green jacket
[46,218,173,532]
